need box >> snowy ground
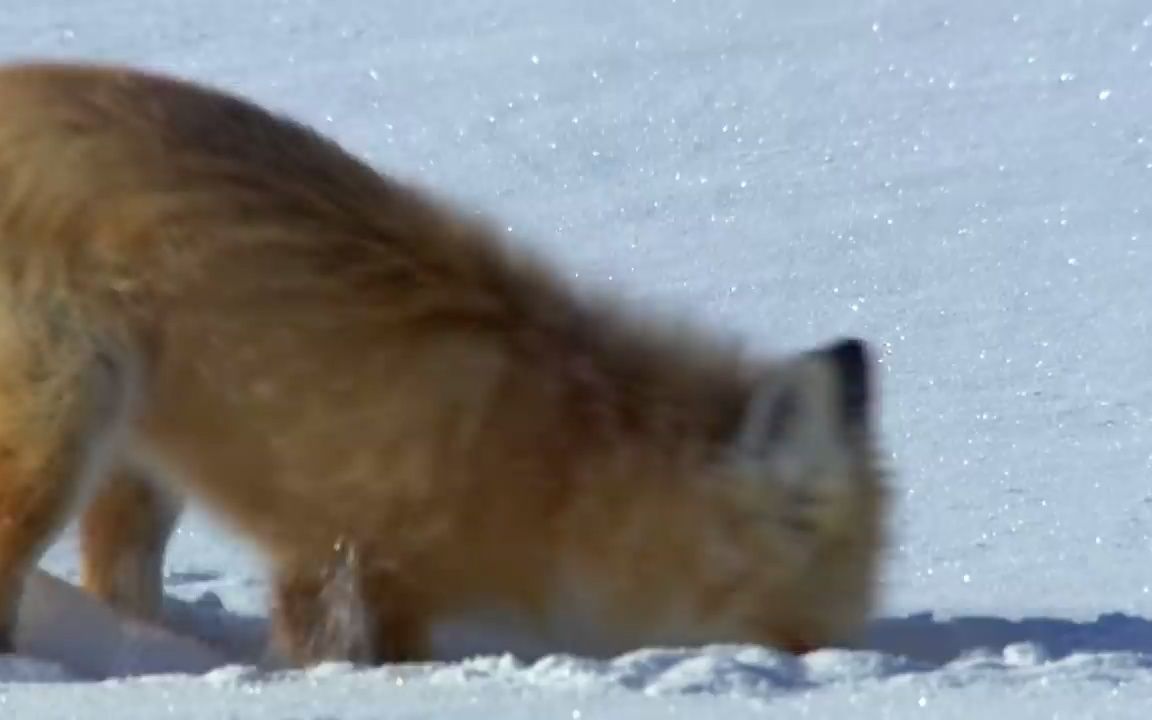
[3,0,1152,717]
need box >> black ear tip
[826,337,868,372]
[823,337,871,423]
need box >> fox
[0,60,888,668]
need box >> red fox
[0,60,888,667]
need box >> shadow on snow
[865,610,1152,665]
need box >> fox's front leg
[268,544,430,667]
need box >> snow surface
[4,0,1152,716]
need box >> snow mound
[421,645,931,699]
[11,570,232,680]
[427,645,809,698]
[229,642,1148,704]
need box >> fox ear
[732,369,800,459]
[732,338,872,460]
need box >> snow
[12,571,230,679]
[3,0,1152,716]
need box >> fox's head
[728,338,879,530]
[711,337,887,651]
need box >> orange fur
[0,60,888,665]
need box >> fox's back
[0,62,477,297]
[0,60,554,413]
